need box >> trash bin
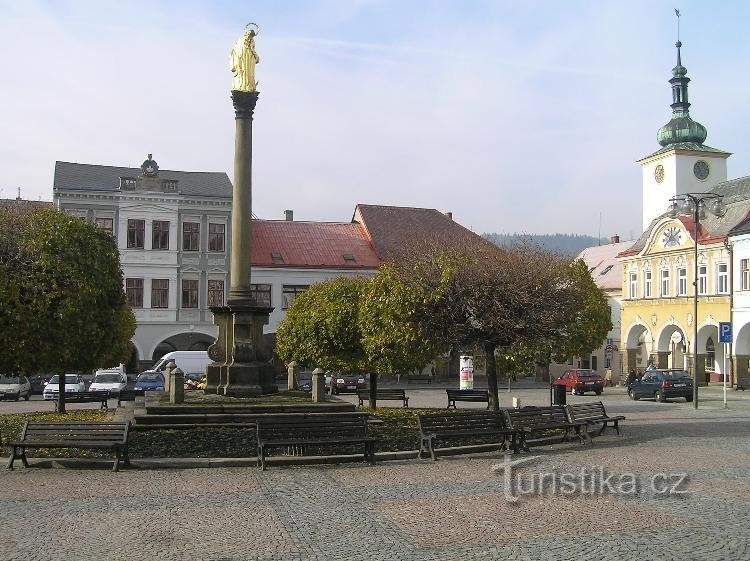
[552,383,566,406]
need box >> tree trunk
[484,343,500,411]
[57,378,66,414]
[369,372,377,410]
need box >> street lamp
[667,192,726,409]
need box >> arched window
[705,337,715,371]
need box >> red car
[553,369,604,396]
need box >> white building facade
[53,155,232,370]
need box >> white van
[144,351,211,380]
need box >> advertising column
[459,355,474,390]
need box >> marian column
[206,24,277,396]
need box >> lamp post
[667,192,726,409]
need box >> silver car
[0,375,32,401]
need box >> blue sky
[1,1,748,239]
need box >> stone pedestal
[311,368,326,403]
[164,361,176,393]
[170,368,184,404]
[222,304,277,397]
[205,307,231,394]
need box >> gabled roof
[53,161,233,198]
[250,221,380,269]
[638,142,731,162]
[352,204,496,260]
[576,241,633,291]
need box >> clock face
[654,164,665,183]
[662,226,682,248]
[694,160,709,180]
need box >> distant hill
[482,232,606,257]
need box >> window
[591,356,597,371]
[742,259,750,291]
[208,223,225,252]
[207,280,224,307]
[127,219,145,249]
[599,264,614,276]
[95,218,113,235]
[644,270,652,298]
[604,354,611,369]
[126,278,143,308]
[705,337,715,371]
[629,272,638,299]
[151,279,169,308]
[717,263,729,294]
[677,268,687,296]
[181,279,199,308]
[567,356,574,366]
[698,265,707,295]
[152,221,169,250]
[660,269,670,297]
[182,222,200,251]
[282,285,309,310]
[162,179,178,192]
[119,177,136,190]
[250,283,272,307]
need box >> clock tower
[638,39,731,231]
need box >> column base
[204,363,226,395]
[222,361,278,397]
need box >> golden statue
[230,24,260,92]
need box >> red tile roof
[250,220,380,269]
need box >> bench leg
[447,401,455,409]
[259,445,267,471]
[403,399,409,408]
[613,420,621,436]
[358,398,363,407]
[365,442,376,466]
[598,422,607,436]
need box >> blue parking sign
[719,322,732,343]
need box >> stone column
[164,361,176,393]
[655,352,670,369]
[695,354,708,386]
[287,361,299,391]
[170,368,184,404]
[735,355,749,388]
[311,368,326,403]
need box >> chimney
[284,209,293,221]
[445,211,453,220]
[610,234,620,244]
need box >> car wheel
[655,390,666,402]
[628,388,639,400]
[14,395,20,402]
[24,392,30,401]
[685,395,693,402]
[595,390,602,396]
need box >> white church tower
[638,37,731,231]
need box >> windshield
[0,375,21,384]
[48,375,79,384]
[138,373,164,382]
[94,374,123,383]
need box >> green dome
[657,115,707,146]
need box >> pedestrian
[625,369,636,387]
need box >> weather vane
[675,8,681,43]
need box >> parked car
[29,374,54,395]
[296,371,313,391]
[42,374,86,400]
[134,372,165,392]
[328,373,367,395]
[88,371,128,396]
[553,369,604,396]
[0,375,31,401]
[628,369,693,402]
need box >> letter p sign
[719,322,732,344]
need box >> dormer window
[271,251,284,264]
[599,265,614,276]
[343,254,356,263]
[162,179,178,192]
[120,177,137,190]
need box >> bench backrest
[567,402,607,422]
[256,413,370,441]
[505,406,569,429]
[446,389,489,399]
[357,389,405,399]
[21,422,129,445]
[418,411,509,434]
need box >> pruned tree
[0,208,135,413]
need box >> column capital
[231,90,259,119]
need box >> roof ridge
[55,161,228,176]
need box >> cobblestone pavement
[1,390,749,560]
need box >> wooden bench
[256,413,377,470]
[504,406,589,451]
[117,388,145,406]
[6,421,130,472]
[406,375,432,384]
[446,389,490,408]
[357,389,409,407]
[418,410,526,460]
[567,402,625,436]
[50,391,111,411]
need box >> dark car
[296,371,313,391]
[328,373,367,395]
[134,372,165,392]
[552,369,604,396]
[628,369,693,402]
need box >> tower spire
[656,10,707,147]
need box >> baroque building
[53,155,231,370]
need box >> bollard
[288,361,299,391]
[164,361,176,393]
[170,367,184,404]
[311,368,326,402]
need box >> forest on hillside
[482,232,605,257]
